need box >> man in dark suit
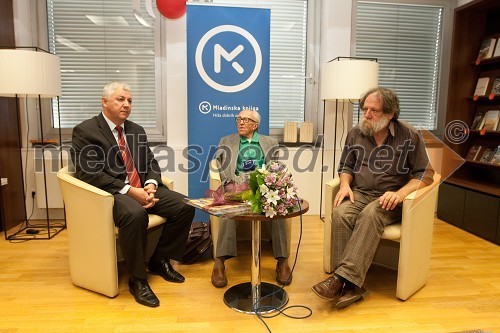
[71,81,194,307]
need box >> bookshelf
[438,0,500,244]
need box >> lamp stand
[6,95,65,240]
[319,56,378,220]
[0,47,64,239]
[319,100,326,220]
[319,99,339,220]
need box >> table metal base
[223,282,288,314]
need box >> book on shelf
[494,38,500,58]
[482,110,499,131]
[470,112,486,130]
[474,77,490,97]
[476,37,496,62]
[490,146,500,165]
[491,76,500,96]
[465,145,482,161]
[184,197,252,218]
[479,147,495,163]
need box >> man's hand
[127,185,159,208]
[142,184,158,209]
[379,179,427,210]
[378,191,402,210]
[334,173,354,208]
[334,184,354,208]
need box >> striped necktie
[116,126,141,188]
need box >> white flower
[265,206,277,218]
[257,164,268,175]
[266,190,280,206]
[259,184,269,194]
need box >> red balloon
[156,0,186,19]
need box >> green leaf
[248,172,259,192]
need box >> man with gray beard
[311,87,434,309]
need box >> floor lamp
[0,47,65,240]
[319,57,378,219]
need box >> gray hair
[102,81,131,100]
[249,110,261,125]
[359,87,400,119]
[240,109,261,125]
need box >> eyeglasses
[235,117,256,124]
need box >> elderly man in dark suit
[211,109,292,288]
[71,81,194,307]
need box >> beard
[359,116,390,136]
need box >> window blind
[355,2,443,130]
[47,0,157,128]
[212,0,308,129]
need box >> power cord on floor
[252,198,312,332]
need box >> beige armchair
[57,166,173,298]
[323,173,441,300]
[208,159,292,257]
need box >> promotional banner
[186,4,270,218]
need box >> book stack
[474,77,490,97]
[466,145,482,161]
[490,146,500,165]
[476,37,498,64]
[185,198,252,218]
[471,112,486,130]
[491,77,500,97]
[466,145,500,165]
[470,110,499,131]
[482,110,500,131]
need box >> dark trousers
[113,186,195,280]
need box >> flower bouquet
[244,161,299,218]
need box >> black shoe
[335,284,369,309]
[128,279,160,307]
[148,259,185,283]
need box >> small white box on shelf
[283,122,298,143]
[299,122,313,143]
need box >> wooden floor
[0,216,499,333]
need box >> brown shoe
[211,265,227,288]
[311,275,344,301]
[335,284,369,309]
[276,260,292,285]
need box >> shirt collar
[388,120,396,137]
[102,112,123,133]
[240,132,259,143]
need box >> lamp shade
[320,59,378,100]
[0,49,61,97]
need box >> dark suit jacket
[71,113,162,194]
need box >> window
[47,0,311,135]
[354,1,444,130]
[211,0,309,129]
[47,0,161,133]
